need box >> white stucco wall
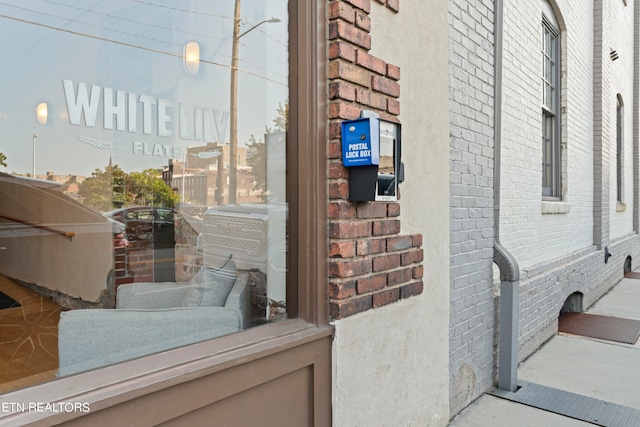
[331,1,451,426]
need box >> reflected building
[163,143,258,207]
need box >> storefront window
[0,0,288,387]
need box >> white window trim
[541,0,559,29]
[541,15,561,199]
[542,200,570,214]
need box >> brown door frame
[288,0,328,323]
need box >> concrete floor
[449,277,640,427]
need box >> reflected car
[104,207,175,248]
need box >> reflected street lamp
[229,0,280,204]
[33,102,48,179]
[36,103,48,125]
[183,41,200,76]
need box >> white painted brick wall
[448,0,496,415]
[497,0,640,359]
[500,0,597,267]
[609,0,635,240]
[449,0,640,419]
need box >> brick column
[593,0,612,248]
[327,0,423,319]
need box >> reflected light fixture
[36,102,48,125]
[183,41,200,76]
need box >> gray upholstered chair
[57,258,251,377]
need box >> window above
[541,3,561,199]
[541,0,560,29]
[542,20,558,114]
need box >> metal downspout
[494,0,521,392]
[634,0,640,233]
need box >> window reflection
[0,0,288,386]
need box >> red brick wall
[328,0,424,319]
[114,245,152,288]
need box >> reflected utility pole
[228,0,241,204]
[32,134,37,178]
[228,0,280,204]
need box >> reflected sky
[0,0,288,177]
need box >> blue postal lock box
[341,118,380,167]
[341,115,403,202]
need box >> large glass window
[541,16,560,198]
[0,0,289,388]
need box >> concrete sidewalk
[448,277,640,427]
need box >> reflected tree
[271,102,288,132]
[246,102,288,200]
[79,165,130,211]
[128,169,177,208]
[78,165,177,211]
[246,134,266,198]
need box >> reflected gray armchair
[57,259,251,377]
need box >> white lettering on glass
[103,88,126,131]
[213,108,229,144]
[194,106,203,141]
[138,94,156,135]
[63,80,230,157]
[63,80,101,127]
[157,98,173,137]
[133,141,183,158]
[203,108,215,143]
[179,103,192,140]
[128,92,137,133]
[203,107,229,143]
